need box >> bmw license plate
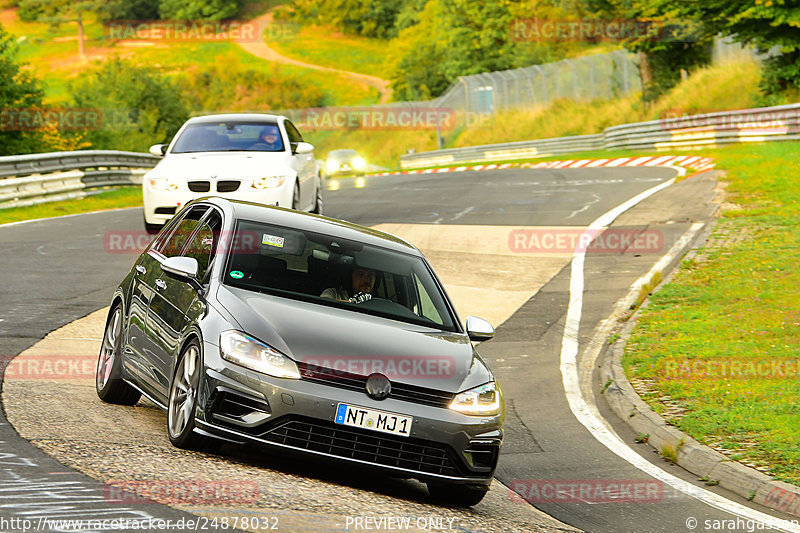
[335,403,412,437]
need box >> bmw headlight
[353,156,366,170]
[252,176,288,189]
[149,177,177,191]
[326,159,339,172]
[449,382,501,416]
[219,331,300,379]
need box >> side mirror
[295,142,314,155]
[466,316,495,342]
[149,144,167,157]
[161,256,202,290]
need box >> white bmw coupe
[143,113,323,233]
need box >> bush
[177,53,325,112]
[758,50,800,101]
[67,58,188,151]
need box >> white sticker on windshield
[262,234,285,248]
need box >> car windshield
[329,149,357,160]
[171,122,285,153]
[223,220,457,331]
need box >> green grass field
[267,23,392,80]
[1,7,376,106]
[0,186,142,225]
[623,141,800,485]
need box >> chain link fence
[278,49,642,142]
[427,50,640,120]
[277,39,764,142]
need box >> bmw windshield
[171,122,285,153]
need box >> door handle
[135,265,146,275]
[155,279,167,290]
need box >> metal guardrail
[4,103,799,206]
[401,135,604,168]
[401,103,800,168]
[0,150,158,208]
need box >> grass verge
[267,23,392,80]
[622,140,800,486]
[0,186,141,225]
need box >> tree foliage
[158,0,243,21]
[20,0,242,23]
[18,0,103,23]
[98,0,161,21]
[632,0,800,96]
[0,23,46,155]
[292,0,403,38]
[581,0,713,101]
[67,58,188,152]
[391,0,529,100]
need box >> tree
[390,0,547,100]
[581,0,713,102]
[67,58,189,152]
[18,0,106,57]
[635,0,800,96]
[0,24,46,155]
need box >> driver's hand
[349,292,372,304]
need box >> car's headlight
[149,177,177,191]
[252,176,288,189]
[353,156,366,170]
[219,331,300,379]
[449,382,501,416]
[326,159,339,172]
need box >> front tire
[312,179,323,214]
[427,482,488,506]
[291,181,300,211]
[167,340,206,449]
[96,304,142,405]
[143,215,163,235]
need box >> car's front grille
[297,363,455,409]
[262,416,462,477]
[217,180,240,193]
[188,181,211,192]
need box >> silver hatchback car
[97,197,503,505]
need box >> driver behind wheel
[248,125,283,151]
[321,266,376,303]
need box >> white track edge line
[0,206,142,228]
[559,170,800,532]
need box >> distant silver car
[97,197,503,505]
[143,114,322,234]
[325,149,366,176]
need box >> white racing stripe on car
[558,173,800,533]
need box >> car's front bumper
[142,182,293,225]
[327,162,364,176]
[197,347,503,486]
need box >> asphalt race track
[1,166,797,532]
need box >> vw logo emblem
[365,373,391,400]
